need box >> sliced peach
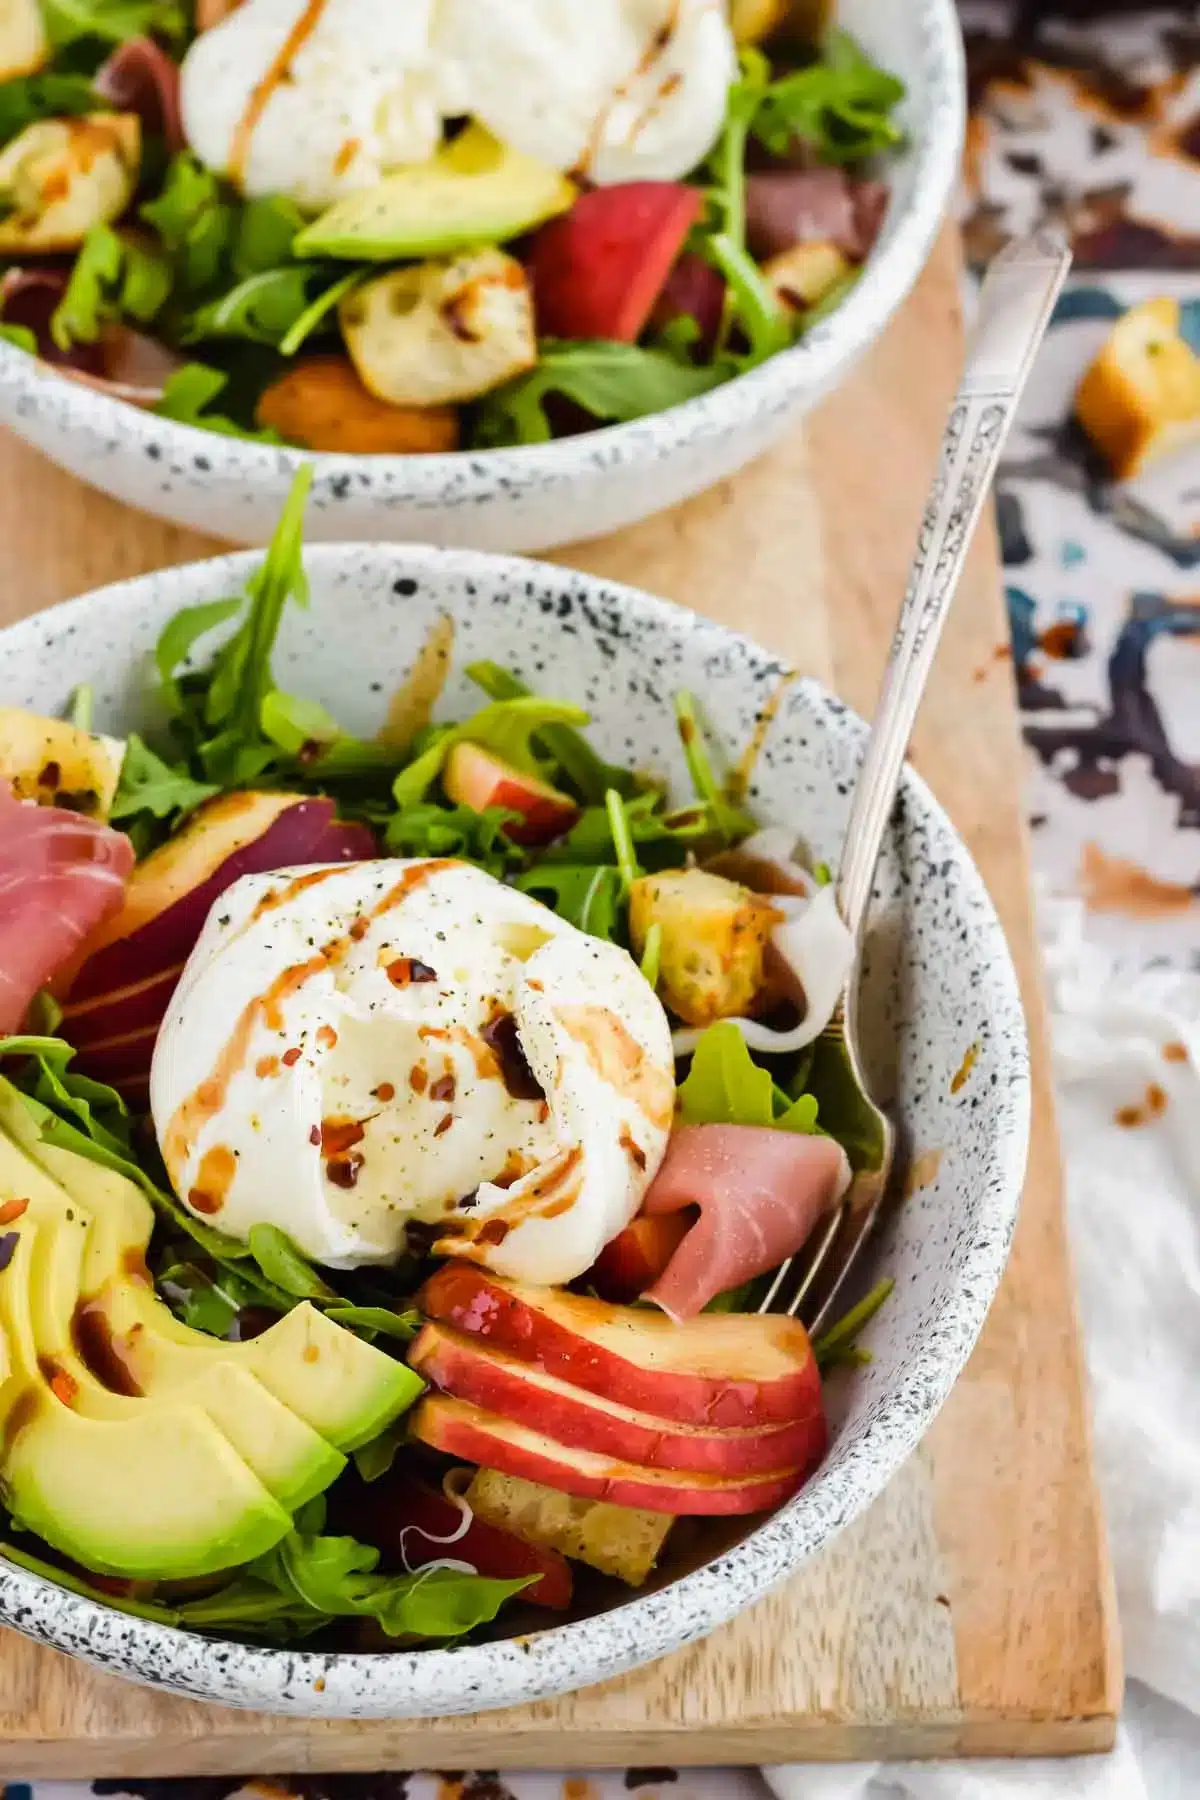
[442,742,578,846]
[588,1213,694,1304]
[69,792,335,997]
[409,1322,826,1476]
[413,1396,806,1515]
[417,1264,821,1430]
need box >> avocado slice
[0,1222,290,1580]
[0,1089,422,1576]
[1,1085,422,1452]
[1,1129,342,1517]
[294,123,575,262]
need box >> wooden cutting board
[0,228,1121,1775]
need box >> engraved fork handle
[836,231,1072,943]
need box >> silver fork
[759,229,1072,1331]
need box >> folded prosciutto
[0,789,134,1034]
[641,1123,850,1321]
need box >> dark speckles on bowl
[0,540,1029,1719]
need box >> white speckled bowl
[0,542,1028,1715]
[0,0,964,552]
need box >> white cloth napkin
[765,893,1200,1800]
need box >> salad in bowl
[0,477,1025,1714]
[0,0,906,452]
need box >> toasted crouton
[1075,296,1200,480]
[629,867,779,1028]
[466,1468,672,1586]
[0,115,140,255]
[762,241,853,313]
[255,355,459,454]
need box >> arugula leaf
[40,0,187,53]
[605,787,640,895]
[753,30,905,165]
[513,864,622,941]
[154,361,282,443]
[246,1224,337,1303]
[193,466,312,780]
[155,595,243,713]
[0,1052,298,1313]
[183,265,320,348]
[803,1032,887,1171]
[0,73,96,147]
[351,1423,405,1483]
[383,801,524,876]
[155,1259,251,1338]
[542,789,728,869]
[193,1499,530,1641]
[0,323,36,354]
[677,1021,819,1133]
[473,339,726,448]
[109,733,219,824]
[674,691,756,844]
[279,268,362,357]
[812,1275,894,1371]
[325,1305,420,1343]
[141,151,235,295]
[639,921,662,988]
[705,230,792,363]
[391,695,591,808]
[50,226,172,350]
[232,194,305,277]
[465,660,636,802]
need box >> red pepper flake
[0,1199,28,1225]
[255,1055,280,1079]
[429,1072,456,1103]
[477,1219,510,1246]
[282,1047,303,1067]
[40,1358,79,1407]
[434,1112,454,1138]
[409,1063,428,1094]
[188,1187,223,1215]
[37,759,61,789]
[1163,1041,1188,1063]
[386,956,438,988]
[309,1125,321,1146]
[349,917,369,941]
[1146,1081,1168,1117]
[321,1116,366,1157]
[373,1081,396,1102]
[316,1024,338,1050]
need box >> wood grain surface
[0,229,1121,1776]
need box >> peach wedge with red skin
[410,1322,826,1477]
[413,1396,808,1516]
[442,741,579,846]
[417,1264,824,1431]
[588,1212,693,1303]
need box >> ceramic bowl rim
[0,0,964,503]
[0,539,1030,1717]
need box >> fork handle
[836,230,1072,941]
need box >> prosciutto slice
[745,168,889,264]
[94,36,185,151]
[0,790,134,1034]
[641,1123,850,1321]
